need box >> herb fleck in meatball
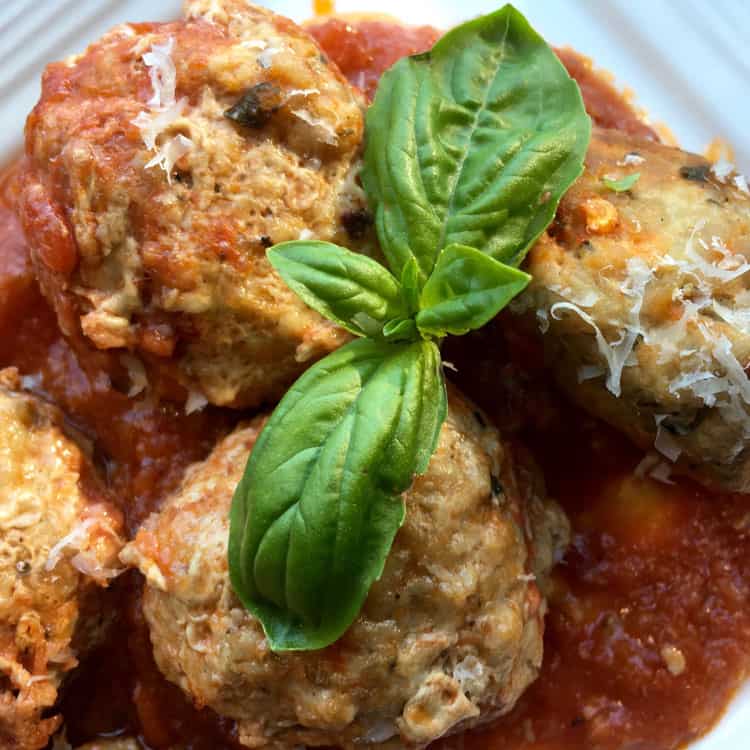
[0,369,124,750]
[19,0,369,408]
[516,129,750,491]
[121,388,569,749]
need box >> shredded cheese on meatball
[711,159,750,194]
[132,37,193,182]
[550,257,651,397]
[45,512,124,582]
[654,415,683,462]
[143,38,178,108]
[548,218,750,463]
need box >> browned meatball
[121,389,569,749]
[514,129,750,491]
[19,0,368,409]
[0,369,125,750]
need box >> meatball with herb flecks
[120,387,569,750]
[515,128,750,491]
[19,0,370,409]
[0,369,124,750]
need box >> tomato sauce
[308,17,659,143]
[0,15,745,750]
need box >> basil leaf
[602,172,641,192]
[228,338,446,651]
[382,317,418,341]
[400,257,421,315]
[267,241,407,338]
[362,4,591,281]
[416,244,530,337]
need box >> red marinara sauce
[0,14,746,750]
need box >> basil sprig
[229,3,591,651]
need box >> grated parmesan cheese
[654,415,682,462]
[258,45,282,69]
[120,353,148,397]
[709,158,750,193]
[551,258,651,397]
[45,514,124,581]
[634,453,675,485]
[132,37,193,182]
[287,87,321,100]
[712,158,734,181]
[292,109,338,145]
[185,388,209,415]
[713,297,750,335]
[145,133,194,178]
[681,222,750,282]
[617,152,645,167]
[548,283,600,308]
[143,38,177,108]
[712,333,750,407]
[132,99,187,151]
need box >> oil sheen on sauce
[0,17,748,750]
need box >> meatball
[121,389,569,749]
[19,0,368,408]
[0,369,124,750]
[515,129,750,491]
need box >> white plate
[1,2,747,748]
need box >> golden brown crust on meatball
[19,0,369,408]
[516,128,750,491]
[0,369,125,750]
[121,389,569,749]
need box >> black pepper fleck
[491,474,503,496]
[259,235,273,248]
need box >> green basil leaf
[362,4,591,280]
[382,317,419,341]
[602,172,641,192]
[416,243,530,337]
[267,241,406,338]
[228,337,447,651]
[400,257,421,315]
